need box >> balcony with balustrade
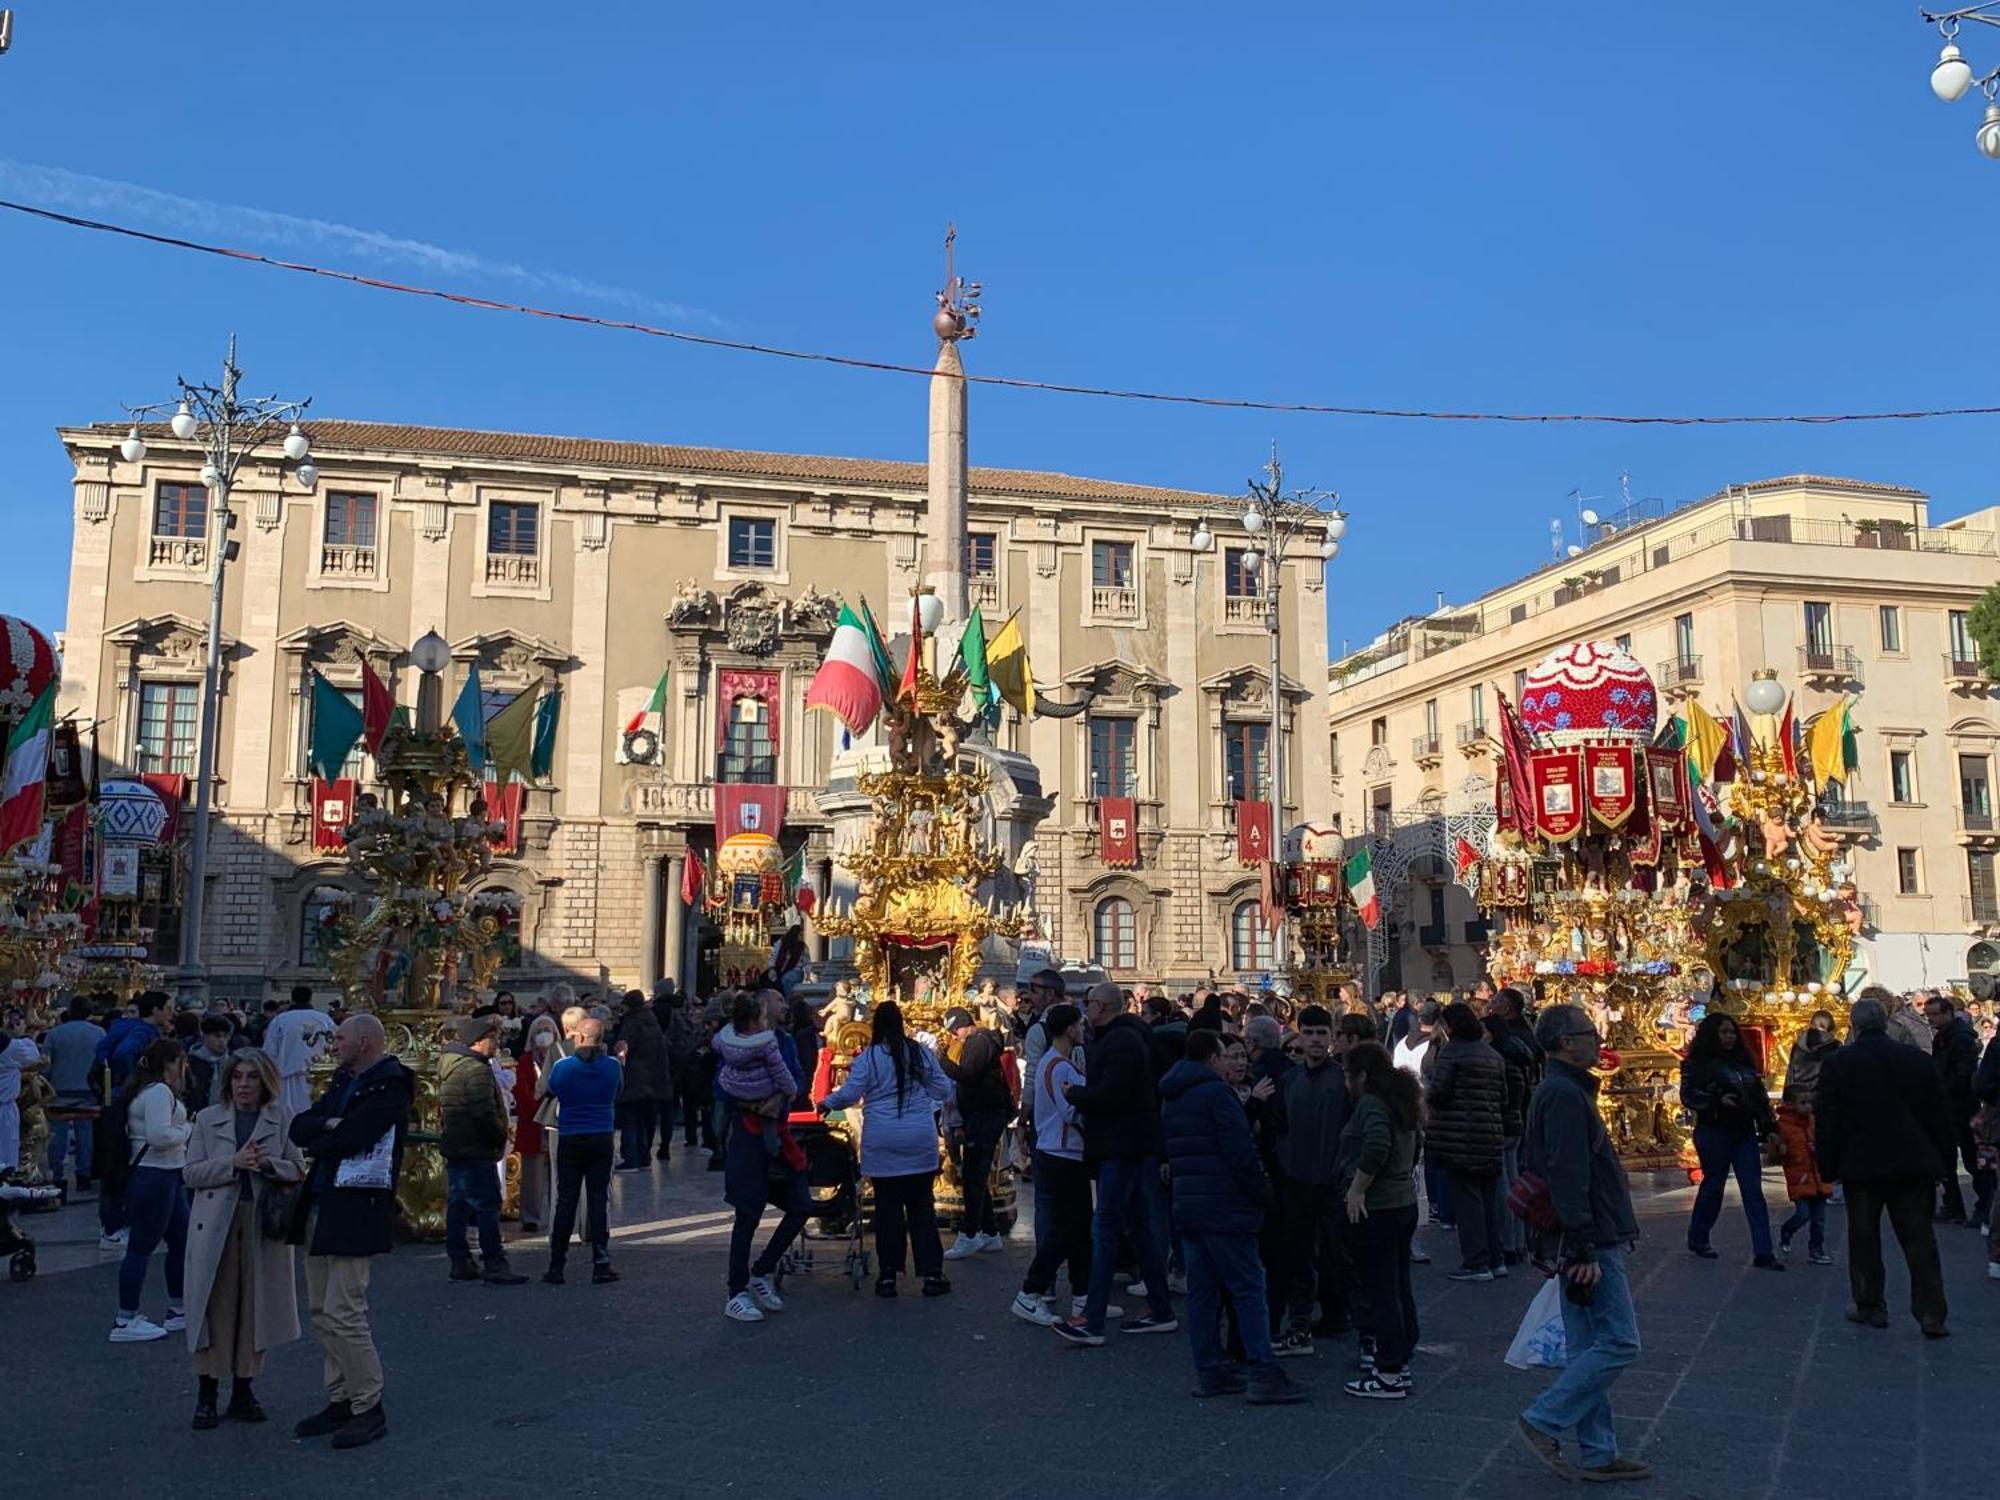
[1964,892,2000,931]
[1656,655,1703,699]
[485,552,541,587]
[1090,584,1138,621]
[1456,721,1490,757]
[970,573,999,610]
[1944,652,1990,696]
[320,544,378,580]
[1412,733,1444,770]
[148,535,206,570]
[1222,593,1264,627]
[1798,644,1861,687]
[1818,801,1876,840]
[1957,805,1999,847]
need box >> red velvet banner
[1236,800,1273,865]
[1530,750,1585,843]
[1644,748,1687,832]
[1099,796,1138,868]
[716,783,787,843]
[312,777,356,852]
[482,780,523,855]
[138,773,187,841]
[717,669,781,754]
[1584,745,1637,831]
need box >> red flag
[1494,689,1537,839]
[681,847,706,906]
[360,658,395,753]
[1236,800,1272,865]
[898,596,921,703]
[1453,837,1481,881]
[1259,854,1286,934]
[715,784,786,843]
[1777,700,1798,779]
[138,773,187,842]
[482,780,523,854]
[312,777,356,852]
[1099,796,1139,868]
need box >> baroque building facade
[56,419,1333,1004]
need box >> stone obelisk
[924,333,969,624]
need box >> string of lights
[4,193,1999,428]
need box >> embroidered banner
[1644,747,1687,832]
[1584,745,1637,831]
[717,669,781,755]
[138,773,187,842]
[1236,799,1273,865]
[312,777,356,852]
[716,783,787,844]
[481,780,523,855]
[1530,749,1585,843]
[1099,796,1138,868]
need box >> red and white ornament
[1517,639,1658,747]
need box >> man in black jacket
[1269,1006,1366,1357]
[1052,983,1180,1345]
[1817,998,1953,1335]
[1923,994,1992,1227]
[941,1006,1013,1258]
[439,1015,525,1286]
[288,1014,414,1450]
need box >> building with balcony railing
[1328,473,2000,995]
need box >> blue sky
[1,2,1995,654]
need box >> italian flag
[625,667,668,735]
[804,602,891,735]
[0,684,55,855]
[1345,847,1380,930]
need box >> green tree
[1971,582,2000,684]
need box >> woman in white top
[113,1037,194,1344]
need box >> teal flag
[451,666,487,772]
[530,686,563,779]
[958,603,997,721]
[308,671,365,781]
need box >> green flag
[308,671,365,782]
[958,603,994,717]
[531,686,563,779]
[485,686,541,787]
[857,596,897,693]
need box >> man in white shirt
[263,986,333,1117]
[0,1013,46,1173]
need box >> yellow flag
[1806,698,1849,789]
[986,612,1036,717]
[485,686,541,787]
[1683,700,1726,784]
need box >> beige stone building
[55,416,1333,1005]
[1326,475,2000,998]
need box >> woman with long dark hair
[111,1037,193,1343]
[1339,1041,1423,1400]
[818,1000,954,1298]
[1680,1013,1782,1268]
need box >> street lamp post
[1921,7,2000,156]
[1192,447,1347,984]
[122,337,313,1006]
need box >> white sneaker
[109,1316,167,1344]
[943,1235,983,1261]
[1166,1272,1189,1296]
[1010,1292,1058,1326]
[748,1275,785,1313]
[162,1311,187,1333]
[98,1230,127,1251]
[1988,1261,2000,1281]
[1073,1296,1123,1320]
[724,1292,765,1323]
[1127,1280,1149,1299]
[977,1232,1005,1254]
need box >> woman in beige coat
[181,1047,305,1430]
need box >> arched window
[719,696,776,783]
[1093,897,1136,971]
[1231,900,1274,973]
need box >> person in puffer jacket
[1424,1003,1508,1281]
[1159,1032,1303,1405]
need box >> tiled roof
[82,418,1231,508]
[1703,473,1925,501]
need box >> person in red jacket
[512,1016,556,1234]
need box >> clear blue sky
[2,2,1995,656]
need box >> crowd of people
[5,967,1997,1479]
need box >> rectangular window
[719,696,776,784]
[1614,633,1631,653]
[1225,722,1270,801]
[1878,605,1902,654]
[323,492,378,548]
[489,500,539,556]
[1091,539,1134,590]
[1804,601,1833,657]
[1962,755,1993,818]
[726,516,776,570]
[1509,602,1527,625]
[1513,668,1528,701]
[1370,785,1393,837]
[1890,749,1917,805]
[1468,683,1485,729]
[965,531,996,578]
[1972,851,1998,920]
[1897,848,1921,896]
[153,482,207,539]
[1087,716,1137,798]
[1949,610,1974,665]
[1330,732,1340,776]
[1223,547,1260,598]
[1422,698,1439,748]
[136,682,200,775]
[1675,613,1695,664]
[1370,716,1387,748]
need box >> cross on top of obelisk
[932,222,982,342]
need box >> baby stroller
[0,1176,63,1280]
[793,1116,871,1290]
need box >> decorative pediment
[106,613,239,669]
[1198,663,1310,709]
[275,620,406,668]
[451,631,569,680]
[665,580,838,656]
[1063,658,1169,704]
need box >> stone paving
[5,1158,1995,1500]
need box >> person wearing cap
[941,1005,1013,1259]
[438,1015,527,1286]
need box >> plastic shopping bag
[1503,1275,1569,1371]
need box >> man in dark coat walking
[1160,1031,1303,1404]
[439,1014,526,1286]
[1923,993,1992,1227]
[1816,997,1954,1335]
[288,1014,414,1450]
[612,991,672,1170]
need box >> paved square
[6,1164,1994,1499]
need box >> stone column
[664,853,687,994]
[924,338,968,622]
[639,854,664,991]
[809,857,833,962]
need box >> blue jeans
[1689,1124,1773,1257]
[1184,1230,1275,1374]
[46,1092,96,1182]
[1082,1156,1172,1332]
[1780,1196,1827,1255]
[1499,1140,1523,1256]
[445,1161,505,1266]
[118,1165,188,1316]
[1523,1246,1641,1469]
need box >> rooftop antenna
[1569,486,1603,549]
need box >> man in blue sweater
[542,1016,622,1286]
